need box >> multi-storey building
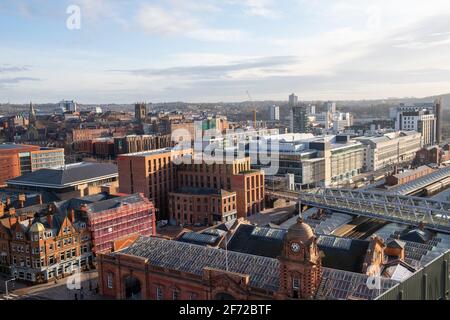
[291,105,309,133]
[97,217,400,300]
[248,134,364,188]
[356,131,422,172]
[0,192,155,283]
[177,156,265,218]
[0,144,65,186]
[118,148,264,221]
[168,188,237,226]
[114,134,172,155]
[0,207,91,283]
[117,148,192,220]
[392,104,437,146]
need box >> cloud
[137,4,247,42]
[0,77,41,87]
[0,65,30,73]
[109,56,300,79]
[234,0,280,18]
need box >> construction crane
[246,90,257,128]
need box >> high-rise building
[291,105,309,133]
[306,104,316,115]
[289,93,298,107]
[435,98,443,144]
[325,101,336,114]
[59,100,77,112]
[393,104,436,146]
[135,103,147,122]
[269,105,280,121]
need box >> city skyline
[2,0,450,103]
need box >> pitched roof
[115,236,398,300]
[117,236,280,292]
[227,224,371,273]
[7,162,118,188]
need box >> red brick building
[81,193,156,255]
[168,188,237,226]
[97,217,395,300]
[0,144,65,186]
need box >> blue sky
[2,0,450,104]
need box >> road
[0,270,105,301]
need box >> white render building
[356,131,422,172]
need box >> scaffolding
[88,200,154,254]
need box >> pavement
[0,270,106,300]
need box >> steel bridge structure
[266,188,450,234]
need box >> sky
[2,0,450,104]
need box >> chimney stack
[36,194,43,205]
[47,214,53,228]
[18,193,26,208]
[68,208,75,223]
[8,208,17,226]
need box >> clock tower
[277,215,322,299]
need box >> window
[172,290,180,300]
[156,287,163,300]
[107,273,114,289]
[189,293,197,300]
[292,278,300,289]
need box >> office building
[392,104,437,146]
[59,100,77,112]
[288,93,298,107]
[269,105,280,121]
[356,131,422,171]
[248,134,365,187]
[291,105,309,133]
[435,98,443,144]
[0,144,65,186]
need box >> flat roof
[0,143,39,150]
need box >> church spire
[29,101,36,125]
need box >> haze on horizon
[2,0,450,104]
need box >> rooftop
[115,236,398,299]
[7,162,118,188]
